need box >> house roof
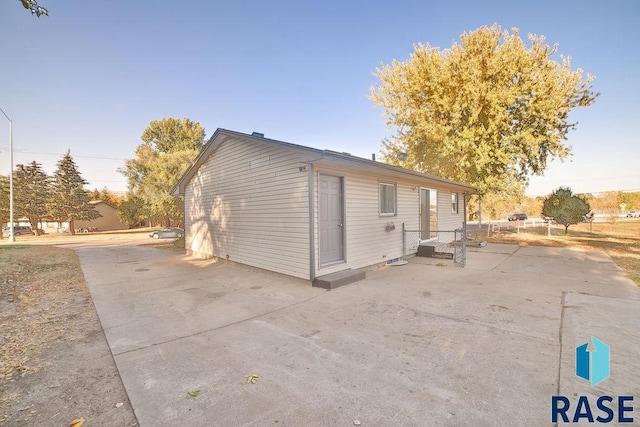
[171,128,477,195]
[89,200,117,209]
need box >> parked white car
[627,210,640,218]
[149,227,184,239]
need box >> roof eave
[171,129,477,195]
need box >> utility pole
[0,107,15,242]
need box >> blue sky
[0,0,638,196]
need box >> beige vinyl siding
[184,139,310,279]
[313,168,420,277]
[74,202,129,231]
[437,189,464,233]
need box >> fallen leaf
[245,374,260,384]
[69,417,85,427]
[187,390,201,397]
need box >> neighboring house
[172,129,475,283]
[74,200,128,231]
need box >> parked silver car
[149,227,184,239]
[2,225,34,236]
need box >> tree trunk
[29,218,40,236]
[564,224,569,235]
[69,218,75,235]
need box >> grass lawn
[468,220,640,285]
[0,244,138,425]
[0,245,88,385]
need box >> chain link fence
[402,224,466,267]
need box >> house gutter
[321,150,476,192]
[308,163,316,282]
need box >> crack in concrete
[553,291,567,427]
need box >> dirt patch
[0,245,137,426]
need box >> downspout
[463,191,468,268]
[182,190,187,250]
[308,163,316,282]
[463,191,468,236]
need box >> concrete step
[312,269,366,290]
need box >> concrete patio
[76,243,640,426]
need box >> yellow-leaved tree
[120,117,205,227]
[370,24,598,198]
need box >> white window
[452,192,459,214]
[379,183,396,216]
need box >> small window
[451,192,459,214]
[379,183,396,216]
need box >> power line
[0,147,127,161]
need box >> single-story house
[172,129,475,284]
[74,200,129,231]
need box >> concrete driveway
[76,243,640,426]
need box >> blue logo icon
[576,337,610,386]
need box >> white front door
[319,174,344,265]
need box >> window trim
[451,192,459,214]
[379,182,397,216]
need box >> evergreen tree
[49,151,100,234]
[14,161,51,235]
[0,175,9,238]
